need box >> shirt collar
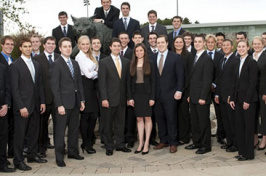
[196,50,205,59]
[253,50,263,61]
[149,22,157,28]
[111,54,120,60]
[173,27,182,34]
[1,51,11,60]
[159,49,168,57]
[21,54,32,63]
[61,54,71,63]
[225,52,233,60]
[44,51,54,59]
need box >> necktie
[124,18,128,30]
[115,57,121,78]
[159,54,164,75]
[67,59,74,78]
[48,55,53,65]
[193,55,198,66]
[95,56,99,61]
[153,50,157,53]
[105,11,108,18]
[7,57,12,65]
[208,51,213,59]
[151,26,155,32]
[63,26,67,36]
[27,59,35,83]
[174,31,177,38]
[120,50,124,57]
[222,57,227,70]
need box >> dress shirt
[76,50,98,80]
[149,22,157,32]
[111,54,122,70]
[173,28,182,38]
[1,51,13,65]
[44,51,55,62]
[104,8,111,16]
[121,46,128,56]
[206,49,215,60]
[187,45,192,52]
[32,51,40,57]
[253,51,263,62]
[157,49,168,69]
[21,54,35,82]
[150,47,158,53]
[61,24,68,33]
[239,55,248,76]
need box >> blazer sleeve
[175,56,184,92]
[3,67,11,106]
[49,62,63,108]
[245,59,258,103]
[150,61,156,100]
[112,20,119,38]
[37,66,46,104]
[76,62,85,103]
[104,7,120,28]
[98,60,108,101]
[200,57,214,100]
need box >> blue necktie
[63,26,67,36]
[208,51,213,59]
[67,59,74,78]
[48,55,53,65]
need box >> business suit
[147,47,157,56]
[33,52,59,154]
[98,55,130,151]
[9,57,45,164]
[141,24,167,47]
[150,51,184,146]
[94,5,120,29]
[215,54,239,148]
[122,47,133,60]
[230,56,258,159]
[113,17,140,48]
[167,28,185,51]
[0,63,11,169]
[52,25,76,54]
[189,51,214,149]
[50,56,85,163]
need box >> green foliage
[183,17,191,24]
[195,20,200,24]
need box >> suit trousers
[154,97,178,146]
[150,110,157,142]
[259,96,266,135]
[102,104,125,151]
[0,116,8,168]
[80,112,98,148]
[190,103,211,148]
[125,106,136,143]
[212,94,225,138]
[54,105,80,162]
[220,101,236,147]
[235,102,256,159]
[7,108,14,156]
[13,109,40,164]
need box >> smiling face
[43,39,56,54]
[135,46,145,59]
[252,38,264,53]
[172,18,182,30]
[30,36,41,52]
[91,39,102,52]
[59,15,68,26]
[216,36,225,49]
[237,41,249,57]
[119,34,129,49]
[184,36,192,48]
[132,34,144,45]
[157,37,168,53]
[206,37,216,51]
[148,34,157,48]
[78,38,90,53]
[222,41,234,55]
[110,41,121,56]
[101,0,111,11]
[121,4,130,17]
[59,40,72,58]
[20,41,32,58]
[148,13,157,25]
[174,38,184,51]
[1,39,14,55]
[194,37,205,52]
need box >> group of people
[1,0,266,173]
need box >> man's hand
[174,92,182,100]
[20,107,29,118]
[187,97,190,103]
[94,19,103,23]
[40,104,46,114]
[58,106,65,115]
[0,105,8,117]
[80,102,85,111]
[229,101,235,110]
[214,96,219,104]
[149,100,155,106]
[128,99,134,107]
[102,100,109,108]
[198,99,206,105]
[243,102,250,110]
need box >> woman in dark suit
[229,40,258,161]
[128,43,155,155]
[172,36,193,145]
[76,36,99,154]
[251,36,266,150]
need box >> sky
[3,0,266,36]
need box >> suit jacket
[99,53,107,60]
[167,28,185,51]
[112,17,140,48]
[189,51,214,104]
[9,57,45,114]
[52,24,76,54]
[190,46,197,57]
[49,56,85,109]
[217,48,225,55]
[94,5,120,29]
[123,47,133,60]
[0,53,9,67]
[141,24,167,47]
[0,63,11,106]
[150,51,184,101]
[128,61,155,101]
[215,54,239,103]
[98,56,130,107]
[212,51,224,85]
[256,52,266,95]
[33,52,60,104]
[230,56,258,103]
[181,52,194,97]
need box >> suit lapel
[59,57,74,80]
[19,58,35,84]
[107,57,120,79]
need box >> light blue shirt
[157,49,168,68]
[173,28,182,37]
[21,55,35,82]
[1,51,13,64]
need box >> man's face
[109,41,121,56]
[184,36,192,47]
[206,37,216,51]
[148,13,157,25]
[157,37,168,53]
[30,37,41,52]
[101,0,111,11]
[236,34,246,43]
[59,41,72,58]
[252,38,264,53]
[20,42,32,58]
[59,15,68,26]
[119,34,129,48]
[194,37,205,51]
[148,34,157,48]
[222,41,233,55]
[262,35,266,46]
[121,5,130,17]
[43,39,56,54]
[216,36,224,49]
[132,35,144,45]
[91,39,102,52]
[1,39,14,55]
[172,18,182,30]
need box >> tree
[195,20,200,24]
[183,17,191,24]
[1,0,33,32]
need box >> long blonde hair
[78,35,98,66]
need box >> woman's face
[135,46,145,59]
[252,38,264,53]
[174,38,184,51]
[237,41,249,57]
[79,39,90,53]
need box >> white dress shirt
[111,54,122,69]
[44,51,55,62]
[21,55,35,82]
[149,22,157,32]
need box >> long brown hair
[130,43,151,76]
[172,35,188,58]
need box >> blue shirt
[1,51,13,64]
[173,28,182,37]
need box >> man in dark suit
[98,38,131,156]
[215,32,225,55]
[94,0,120,29]
[233,32,252,56]
[215,39,238,152]
[52,11,76,54]
[10,38,47,171]
[147,32,158,55]
[141,10,167,47]
[50,37,85,167]
[262,32,266,52]
[167,16,185,51]
[132,31,144,46]
[0,35,15,159]
[0,63,15,173]
[118,32,133,60]
[183,32,196,57]
[112,2,140,48]
[33,36,59,158]
[151,35,184,153]
[205,34,225,145]
[185,34,214,154]
[92,37,107,61]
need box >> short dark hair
[172,16,183,22]
[132,30,142,38]
[1,35,14,45]
[91,37,101,42]
[118,32,129,38]
[194,34,206,41]
[147,32,158,40]
[43,36,56,44]
[182,32,194,40]
[121,2,130,9]
[148,10,157,17]
[262,32,266,35]
[109,38,121,46]
[157,34,168,43]
[236,31,247,38]
[19,38,31,47]
[58,37,71,47]
[223,39,233,46]
[58,11,68,17]
[215,32,225,39]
